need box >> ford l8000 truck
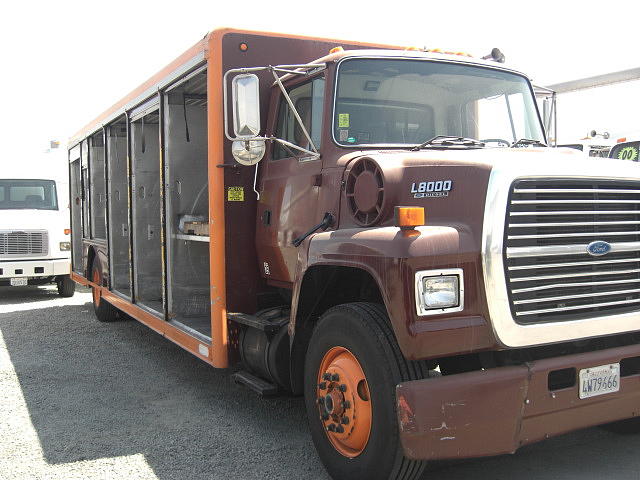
[68,28,640,480]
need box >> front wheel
[304,303,429,480]
[57,275,76,297]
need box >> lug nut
[322,373,332,381]
[335,425,345,433]
[338,384,347,392]
[341,416,350,425]
[331,373,340,381]
[318,382,327,390]
[341,400,351,409]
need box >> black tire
[91,262,120,322]
[600,417,640,434]
[56,275,76,297]
[304,302,429,480]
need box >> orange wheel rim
[316,346,372,458]
[92,269,101,307]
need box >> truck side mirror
[232,74,261,139]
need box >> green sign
[616,145,639,161]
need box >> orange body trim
[207,31,229,368]
[71,271,89,286]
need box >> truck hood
[337,146,640,230]
[0,209,67,231]
[338,145,595,169]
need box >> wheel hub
[316,346,371,458]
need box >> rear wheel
[56,275,76,297]
[304,303,429,480]
[91,263,120,322]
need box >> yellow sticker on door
[227,186,244,201]
[338,113,350,128]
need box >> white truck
[0,150,74,296]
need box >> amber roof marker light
[394,206,425,230]
[239,42,248,52]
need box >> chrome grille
[505,179,640,323]
[0,230,48,257]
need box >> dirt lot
[1,285,640,480]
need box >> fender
[291,225,497,361]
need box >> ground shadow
[0,284,90,306]
[1,298,327,480]
[2,297,640,480]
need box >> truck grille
[504,179,640,324]
[0,230,49,257]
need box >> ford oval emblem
[586,240,611,256]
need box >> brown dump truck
[67,28,640,480]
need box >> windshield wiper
[511,138,547,148]
[410,135,485,151]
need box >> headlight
[415,269,464,316]
[59,242,71,251]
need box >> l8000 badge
[411,180,453,198]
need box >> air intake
[345,158,385,226]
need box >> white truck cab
[0,151,74,296]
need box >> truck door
[69,147,83,273]
[130,104,164,314]
[256,76,325,284]
[81,141,90,240]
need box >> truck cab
[0,154,74,296]
[226,45,640,477]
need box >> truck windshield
[0,179,58,210]
[334,58,544,147]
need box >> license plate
[10,277,28,286]
[579,363,620,399]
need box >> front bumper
[0,258,71,279]
[396,343,640,460]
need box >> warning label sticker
[338,113,350,128]
[227,186,244,201]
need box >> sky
[1,0,638,160]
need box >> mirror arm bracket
[269,68,319,155]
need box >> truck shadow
[0,285,74,305]
[0,298,329,480]
[426,426,640,479]
[1,297,639,480]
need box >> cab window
[273,77,325,159]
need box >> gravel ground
[1,285,639,480]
